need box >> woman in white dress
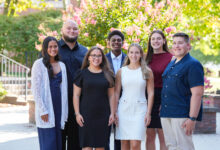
[115,43,154,150]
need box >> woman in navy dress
[31,36,68,150]
[73,46,115,150]
[145,30,173,150]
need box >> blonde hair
[123,43,151,79]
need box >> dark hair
[41,36,59,78]
[173,32,190,43]
[107,30,125,41]
[81,46,115,87]
[145,30,169,64]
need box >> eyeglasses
[90,54,102,58]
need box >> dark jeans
[105,125,121,150]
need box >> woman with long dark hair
[145,30,172,150]
[115,43,154,150]
[73,46,115,150]
[31,36,68,150]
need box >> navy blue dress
[37,71,62,150]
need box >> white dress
[116,66,147,141]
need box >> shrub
[0,9,62,66]
[0,83,7,101]
[37,0,184,54]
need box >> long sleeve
[31,60,48,116]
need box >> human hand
[41,114,49,122]
[114,113,119,126]
[76,114,84,127]
[108,113,115,126]
[182,119,196,136]
[145,113,151,127]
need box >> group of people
[31,19,204,150]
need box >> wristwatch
[189,117,196,121]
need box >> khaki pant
[161,118,195,150]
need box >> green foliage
[1,0,219,66]
[61,0,218,63]
[3,0,46,16]
[63,0,183,52]
[191,48,220,64]
[0,9,62,64]
[178,0,220,63]
[0,83,7,100]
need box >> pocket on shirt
[171,73,188,96]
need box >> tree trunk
[10,0,18,16]
[3,0,11,15]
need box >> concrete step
[2,83,32,95]
[6,91,32,95]
[0,79,31,84]
[0,95,27,105]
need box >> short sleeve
[74,69,83,88]
[188,62,204,88]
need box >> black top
[58,39,88,117]
[74,68,112,148]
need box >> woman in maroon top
[145,30,172,150]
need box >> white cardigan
[31,58,68,129]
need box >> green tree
[0,10,62,66]
[2,0,46,16]
[178,0,220,63]
[58,0,183,51]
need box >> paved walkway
[0,105,220,150]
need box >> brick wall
[194,106,218,134]
[213,95,220,112]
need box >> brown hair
[123,43,151,79]
[81,46,115,87]
[145,30,169,64]
[173,32,190,43]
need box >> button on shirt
[111,52,122,74]
[160,53,204,121]
[58,39,88,116]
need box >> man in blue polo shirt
[160,33,204,150]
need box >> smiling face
[62,20,79,43]
[128,46,142,64]
[150,32,164,51]
[88,49,103,68]
[172,36,190,60]
[109,35,123,53]
[47,40,58,59]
